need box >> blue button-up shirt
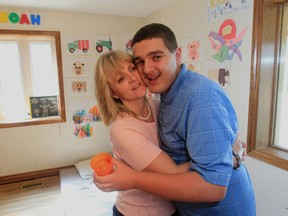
[159,64,256,216]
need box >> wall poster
[30,96,58,118]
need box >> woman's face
[109,61,147,104]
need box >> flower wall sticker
[89,105,102,122]
[208,19,247,62]
[74,123,93,138]
[72,105,102,138]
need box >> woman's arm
[109,120,189,174]
[143,151,189,173]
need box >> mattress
[60,167,117,216]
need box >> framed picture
[30,96,59,118]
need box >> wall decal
[187,40,201,61]
[30,96,58,118]
[72,80,87,93]
[89,105,102,122]
[208,19,247,62]
[180,35,205,74]
[184,62,202,74]
[208,0,251,23]
[64,57,92,77]
[122,32,135,55]
[66,77,92,97]
[72,105,102,138]
[208,67,230,87]
[73,61,85,75]
[125,39,132,54]
[74,122,93,138]
[0,11,41,25]
[96,37,112,53]
[94,35,117,54]
[67,39,89,54]
[65,36,93,55]
[203,61,231,88]
[180,36,205,63]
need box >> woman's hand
[232,138,247,161]
[93,158,138,192]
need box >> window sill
[249,147,288,171]
[0,116,66,128]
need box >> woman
[94,50,187,216]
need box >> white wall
[0,9,144,176]
[146,1,288,215]
[1,1,288,215]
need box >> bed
[60,162,117,216]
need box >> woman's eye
[117,76,125,83]
[128,65,136,72]
[130,65,136,72]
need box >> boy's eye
[134,60,144,66]
[153,55,161,60]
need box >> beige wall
[0,9,144,176]
[1,1,288,215]
[147,1,288,215]
[145,0,252,141]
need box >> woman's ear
[110,89,119,99]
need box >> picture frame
[30,96,59,118]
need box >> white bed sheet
[60,167,117,216]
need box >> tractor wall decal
[125,39,132,53]
[96,37,113,53]
[68,40,89,53]
[67,37,113,54]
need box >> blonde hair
[94,50,143,126]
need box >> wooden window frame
[0,29,66,128]
[248,0,288,170]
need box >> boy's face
[132,38,182,94]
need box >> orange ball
[90,153,113,176]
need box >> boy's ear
[175,47,182,64]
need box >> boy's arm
[93,158,226,202]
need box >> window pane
[0,30,66,128]
[274,9,288,150]
[29,42,59,96]
[0,42,27,120]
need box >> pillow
[75,159,94,179]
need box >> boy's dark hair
[131,23,178,53]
